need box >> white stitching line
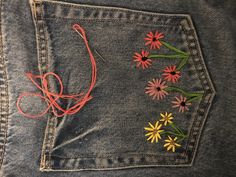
[0,0,9,169]
[39,0,190,18]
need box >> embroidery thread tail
[17,24,97,118]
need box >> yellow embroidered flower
[144,121,164,143]
[160,112,173,126]
[164,136,181,152]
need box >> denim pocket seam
[30,0,216,171]
[48,152,184,158]
[42,0,189,19]
[47,154,189,170]
[180,17,216,165]
[39,0,189,28]
[29,0,57,170]
[0,0,9,169]
[43,17,183,29]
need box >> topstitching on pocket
[0,0,9,169]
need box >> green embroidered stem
[176,136,186,143]
[161,131,187,138]
[174,124,184,135]
[170,123,183,135]
[187,94,204,102]
[165,86,204,102]
[161,131,179,136]
[170,123,187,139]
[176,56,189,70]
[160,40,190,70]
[160,41,189,56]
[149,54,187,59]
[148,41,190,70]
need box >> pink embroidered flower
[172,95,191,113]
[133,50,152,69]
[162,65,181,83]
[144,31,164,49]
[145,79,168,100]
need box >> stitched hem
[0,0,9,169]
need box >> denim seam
[54,156,183,162]
[40,2,184,26]
[47,157,188,169]
[180,17,216,166]
[44,164,191,172]
[39,0,58,169]
[31,0,216,170]
[43,17,182,27]
[180,24,207,165]
[48,152,184,158]
[0,0,9,169]
[41,0,188,19]
[29,0,56,170]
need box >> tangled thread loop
[17,24,97,118]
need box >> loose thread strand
[17,24,97,118]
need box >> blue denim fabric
[0,0,235,177]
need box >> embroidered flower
[145,79,168,100]
[162,65,181,83]
[144,121,164,143]
[160,112,173,126]
[144,31,164,49]
[133,50,152,69]
[172,95,191,113]
[164,136,181,152]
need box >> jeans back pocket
[28,0,215,171]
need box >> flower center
[153,129,158,134]
[152,37,157,42]
[170,71,176,75]
[156,87,161,91]
[170,140,175,146]
[141,57,148,61]
[180,101,186,107]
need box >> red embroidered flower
[133,50,152,69]
[144,31,164,49]
[145,79,168,100]
[171,95,191,113]
[162,65,181,83]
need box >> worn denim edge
[0,0,9,170]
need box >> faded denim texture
[0,0,235,177]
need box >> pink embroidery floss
[17,24,97,118]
